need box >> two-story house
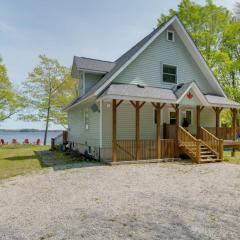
[64,15,240,164]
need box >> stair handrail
[199,127,224,160]
[178,126,201,163]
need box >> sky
[0,0,237,130]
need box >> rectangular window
[167,30,175,42]
[169,111,176,124]
[84,109,89,130]
[163,64,177,83]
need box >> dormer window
[167,30,174,42]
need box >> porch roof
[100,84,177,103]
[99,83,240,108]
[205,95,240,108]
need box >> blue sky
[0,0,236,129]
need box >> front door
[180,108,195,136]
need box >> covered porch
[100,83,240,163]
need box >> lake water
[0,131,62,145]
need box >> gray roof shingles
[73,57,115,73]
[103,84,177,101]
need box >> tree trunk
[43,106,50,145]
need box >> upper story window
[163,64,177,84]
[167,30,175,42]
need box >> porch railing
[205,127,240,140]
[200,127,223,160]
[178,126,201,163]
[116,139,177,161]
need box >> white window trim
[168,108,177,124]
[181,109,194,127]
[84,108,89,130]
[167,30,175,42]
[162,63,178,84]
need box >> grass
[224,150,240,164]
[0,144,49,180]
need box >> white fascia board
[99,94,177,104]
[209,103,240,109]
[94,16,178,96]
[173,19,226,98]
[64,96,96,112]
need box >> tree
[20,55,77,145]
[0,57,20,121]
[157,0,240,125]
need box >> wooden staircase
[178,126,224,164]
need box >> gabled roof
[174,82,209,105]
[73,56,115,74]
[65,15,227,111]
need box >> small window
[163,64,177,83]
[169,111,176,124]
[167,30,174,42]
[84,109,89,130]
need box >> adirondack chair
[0,139,8,145]
[36,139,41,145]
[12,138,17,144]
[23,139,29,144]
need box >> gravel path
[0,162,240,240]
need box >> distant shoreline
[0,129,62,132]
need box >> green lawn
[224,150,240,164]
[0,144,49,180]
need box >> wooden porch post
[130,101,145,160]
[171,104,179,156]
[213,107,223,138]
[136,101,140,160]
[112,99,123,162]
[152,103,165,159]
[231,108,237,157]
[231,108,237,141]
[112,99,117,161]
[171,104,179,140]
[196,106,204,139]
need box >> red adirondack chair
[0,139,7,145]
[23,138,29,144]
[12,138,17,144]
[36,139,41,145]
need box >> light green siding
[102,102,156,148]
[113,27,214,94]
[68,100,100,148]
[85,73,103,92]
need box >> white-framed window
[84,109,89,130]
[181,109,193,126]
[167,30,175,42]
[168,108,177,124]
[163,64,177,84]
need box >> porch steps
[179,143,220,164]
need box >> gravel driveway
[0,161,240,240]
